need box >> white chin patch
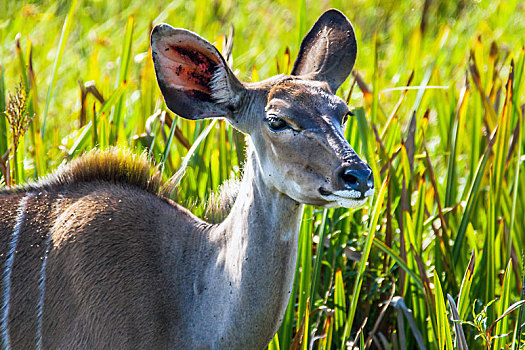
[322,188,374,208]
[333,197,368,208]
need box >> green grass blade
[491,68,513,249]
[452,129,497,265]
[268,333,280,350]
[457,250,476,321]
[162,119,217,192]
[109,15,134,145]
[444,83,469,211]
[372,238,425,292]
[334,269,346,335]
[319,315,333,350]
[412,178,426,253]
[219,121,227,183]
[507,108,522,263]
[484,174,496,323]
[310,208,328,308]
[0,65,6,160]
[371,33,379,125]
[302,301,309,350]
[494,259,512,350]
[342,176,387,345]
[67,121,92,158]
[41,0,78,139]
[512,261,525,350]
[434,273,453,350]
[161,113,178,170]
[297,207,312,337]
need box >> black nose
[341,166,374,195]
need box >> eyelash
[267,117,290,132]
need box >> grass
[1,0,525,348]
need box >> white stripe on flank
[36,193,61,350]
[1,194,31,350]
[36,234,52,350]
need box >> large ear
[291,9,357,93]
[151,24,245,120]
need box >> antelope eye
[267,117,289,132]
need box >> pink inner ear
[157,40,221,97]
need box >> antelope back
[0,149,189,348]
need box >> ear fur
[291,9,357,93]
[151,24,244,120]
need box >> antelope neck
[185,142,304,347]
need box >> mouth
[318,187,374,208]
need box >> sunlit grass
[1,1,525,348]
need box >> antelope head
[151,9,374,209]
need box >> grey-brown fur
[0,9,373,349]
[0,150,179,348]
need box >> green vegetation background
[1,0,525,349]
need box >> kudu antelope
[0,9,373,349]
